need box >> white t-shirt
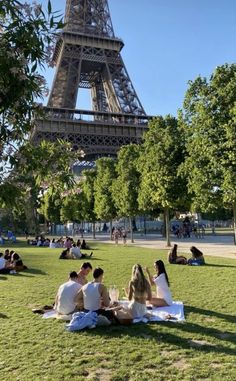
[70,246,81,259]
[0,257,6,270]
[153,273,172,305]
[55,280,82,315]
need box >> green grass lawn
[0,240,236,381]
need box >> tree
[60,191,85,225]
[94,158,117,238]
[113,144,141,243]
[138,115,187,246]
[179,64,236,242]
[40,187,62,224]
[0,0,63,181]
[0,139,77,232]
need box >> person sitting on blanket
[4,249,11,262]
[188,246,205,265]
[76,267,115,322]
[77,262,93,286]
[168,244,187,265]
[0,252,12,273]
[59,248,71,259]
[123,264,152,320]
[10,252,28,271]
[81,239,90,250]
[54,271,82,315]
[70,243,93,259]
[145,260,173,307]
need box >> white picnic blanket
[42,310,72,320]
[42,301,185,323]
[120,300,185,323]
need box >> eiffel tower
[32,0,150,162]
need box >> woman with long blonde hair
[126,264,152,319]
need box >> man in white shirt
[70,243,93,259]
[76,267,110,312]
[0,253,11,274]
[54,271,82,315]
[70,244,82,259]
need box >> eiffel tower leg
[107,56,145,115]
[48,50,83,109]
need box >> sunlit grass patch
[0,240,235,380]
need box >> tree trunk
[233,201,236,245]
[130,216,134,243]
[24,193,39,234]
[164,207,171,247]
[110,221,113,240]
[144,215,147,236]
[92,221,96,239]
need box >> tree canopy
[179,63,236,240]
[0,0,63,181]
[138,115,187,245]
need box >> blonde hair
[131,264,149,293]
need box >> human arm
[145,267,155,286]
[74,288,84,310]
[127,281,133,301]
[100,284,110,307]
[146,281,152,302]
[54,289,59,310]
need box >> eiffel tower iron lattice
[32,0,151,162]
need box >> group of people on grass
[54,259,172,323]
[27,235,84,248]
[0,249,27,274]
[168,244,205,266]
[59,239,92,260]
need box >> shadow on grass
[85,320,236,356]
[0,313,8,319]
[204,263,236,268]
[0,276,8,280]
[185,305,236,324]
[23,268,48,275]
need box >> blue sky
[40,0,236,116]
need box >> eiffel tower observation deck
[32,0,151,161]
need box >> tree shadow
[0,313,8,319]
[204,263,236,268]
[84,321,236,356]
[0,276,8,280]
[23,268,48,275]
[185,305,236,324]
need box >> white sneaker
[10,270,17,274]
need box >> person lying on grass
[168,244,187,265]
[145,260,173,307]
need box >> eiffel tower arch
[32,0,150,162]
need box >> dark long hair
[155,260,170,286]
[190,246,203,258]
